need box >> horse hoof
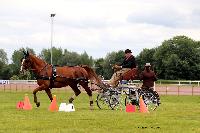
[90,105,94,110]
[36,102,40,107]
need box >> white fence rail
[0,80,37,84]
[1,80,200,86]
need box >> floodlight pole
[50,13,56,65]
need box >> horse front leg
[89,96,93,110]
[33,84,47,107]
[45,89,53,102]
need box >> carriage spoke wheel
[125,96,140,109]
[109,92,127,110]
[109,94,120,110]
[142,92,159,111]
[96,92,111,110]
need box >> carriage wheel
[125,97,139,106]
[125,96,140,110]
[109,94,120,110]
[109,92,127,110]
[96,92,111,110]
[141,90,159,111]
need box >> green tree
[59,49,81,66]
[10,75,20,80]
[102,50,124,79]
[0,49,8,79]
[0,49,8,65]
[58,49,93,66]
[136,48,156,72]
[154,35,200,80]
[94,58,104,76]
[40,47,63,65]
[80,51,93,66]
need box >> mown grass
[0,90,200,133]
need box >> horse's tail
[80,65,104,85]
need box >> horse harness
[36,65,88,89]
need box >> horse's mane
[29,54,48,66]
[80,65,104,85]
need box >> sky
[0,0,200,63]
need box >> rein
[29,63,49,74]
[38,63,49,74]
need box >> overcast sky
[0,0,200,62]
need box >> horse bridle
[21,56,49,75]
[20,57,33,72]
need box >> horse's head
[20,51,32,73]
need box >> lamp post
[50,13,56,65]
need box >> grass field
[0,90,200,133]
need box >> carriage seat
[121,68,138,81]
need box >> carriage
[96,68,160,111]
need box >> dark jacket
[140,70,157,88]
[121,55,136,68]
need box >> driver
[107,49,137,88]
[140,63,161,105]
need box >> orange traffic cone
[126,103,136,113]
[16,101,24,109]
[49,95,58,111]
[23,94,32,110]
[139,96,149,113]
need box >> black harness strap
[36,65,57,88]
[49,65,57,88]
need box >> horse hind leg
[79,80,93,110]
[68,82,81,103]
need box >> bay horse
[20,51,103,109]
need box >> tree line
[0,35,200,80]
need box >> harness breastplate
[52,65,57,79]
